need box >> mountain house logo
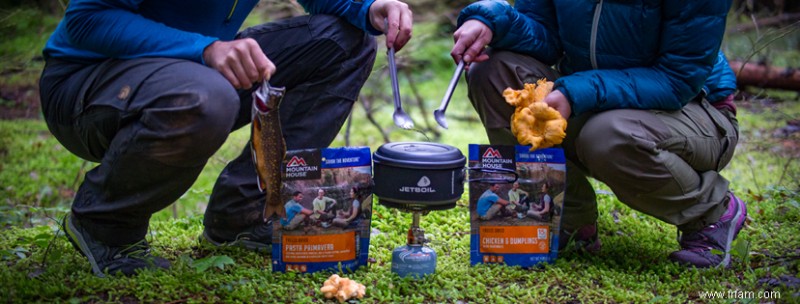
[284,153,319,180]
[482,148,502,158]
[286,156,308,167]
[400,175,436,193]
[479,145,514,170]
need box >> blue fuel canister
[391,244,437,278]
[390,213,437,279]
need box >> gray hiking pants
[467,50,738,233]
[39,15,376,246]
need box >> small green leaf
[192,257,213,273]
[732,238,750,259]
[212,255,235,270]
[192,255,235,273]
[8,247,29,260]
[32,232,51,248]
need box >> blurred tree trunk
[727,12,800,33]
[730,60,800,91]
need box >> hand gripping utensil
[434,60,465,129]
[388,46,414,130]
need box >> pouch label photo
[272,147,373,273]
[469,144,566,268]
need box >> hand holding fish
[203,38,276,89]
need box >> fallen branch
[727,13,800,34]
[730,60,800,91]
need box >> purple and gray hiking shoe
[669,193,747,268]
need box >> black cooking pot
[373,142,466,211]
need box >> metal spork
[387,46,414,130]
[434,60,465,129]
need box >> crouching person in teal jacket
[41,0,413,277]
[450,0,745,268]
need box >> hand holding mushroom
[504,79,567,151]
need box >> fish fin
[252,174,266,192]
[251,119,266,192]
[250,142,267,192]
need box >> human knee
[573,112,639,172]
[192,75,240,131]
[574,111,674,194]
[146,70,239,166]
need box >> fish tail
[264,200,285,219]
[263,204,278,219]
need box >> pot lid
[373,142,465,169]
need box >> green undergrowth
[0,187,798,303]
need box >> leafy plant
[191,255,236,273]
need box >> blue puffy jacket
[44,0,380,64]
[458,0,737,116]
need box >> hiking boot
[669,192,747,268]
[558,222,602,254]
[201,220,272,252]
[62,213,170,277]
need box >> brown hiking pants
[466,50,739,233]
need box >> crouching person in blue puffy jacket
[450,0,746,268]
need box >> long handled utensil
[434,60,465,129]
[388,46,414,130]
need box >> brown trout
[251,81,286,220]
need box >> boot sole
[63,214,105,277]
[719,196,746,268]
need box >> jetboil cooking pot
[373,142,466,211]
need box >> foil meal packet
[272,146,374,274]
[468,144,567,267]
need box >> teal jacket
[458,0,737,116]
[44,0,379,64]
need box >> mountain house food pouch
[468,144,566,267]
[272,147,373,273]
